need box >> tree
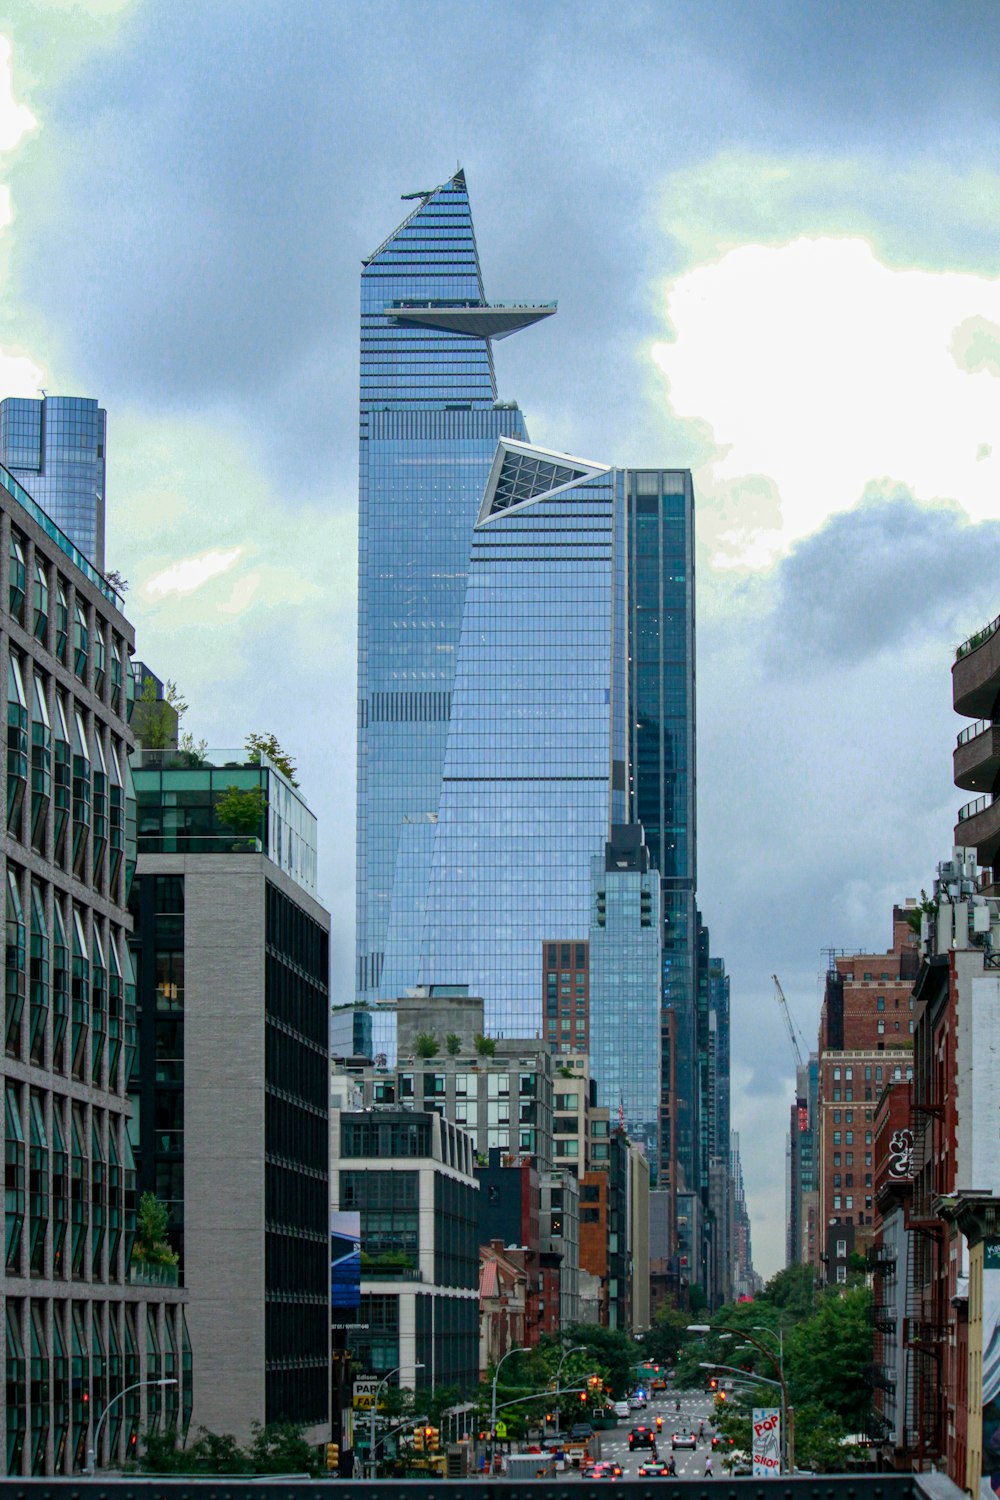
[132,1191,178,1266]
[214,784,268,841]
[414,1031,439,1058]
[757,1262,818,1320]
[104,568,129,593]
[133,676,187,750]
[642,1302,689,1368]
[245,732,299,787]
[446,1032,462,1055]
[245,1421,323,1477]
[475,1034,495,1058]
[784,1283,873,1431]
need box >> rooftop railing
[957,718,993,746]
[956,613,1000,661]
[0,462,122,609]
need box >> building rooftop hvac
[0,459,121,608]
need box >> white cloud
[653,236,1000,570]
[142,545,244,600]
[0,35,35,152]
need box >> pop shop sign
[752,1408,782,1477]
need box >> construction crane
[773,974,807,1072]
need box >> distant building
[128,745,330,1442]
[332,1108,479,1396]
[0,396,107,570]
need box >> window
[560,1139,578,1158]
[836,1266,847,1284]
[845,1195,854,1209]
[833,1110,841,1124]
[836,1238,847,1257]
[877,1020,885,1034]
[833,1131,841,1145]
[877,997,885,1011]
[846,1131,853,1144]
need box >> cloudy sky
[2,0,999,1277]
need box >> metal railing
[957,792,995,823]
[957,718,994,746]
[957,612,1000,661]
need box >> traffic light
[709,1378,717,1391]
[718,1390,727,1402]
[580,1391,588,1403]
[426,1426,439,1453]
[413,1427,425,1453]
[326,1443,339,1471]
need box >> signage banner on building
[331,1210,361,1310]
[980,1242,1000,1500]
[752,1408,781,1478]
[353,1377,384,1412]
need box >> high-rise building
[589,825,662,1175]
[626,470,697,1195]
[355,171,553,1009]
[0,397,107,572]
[0,462,190,1474]
[128,744,330,1443]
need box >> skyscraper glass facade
[0,397,107,571]
[415,463,626,1033]
[588,829,662,1177]
[627,470,697,1194]
[355,172,536,1007]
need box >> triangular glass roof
[477,439,611,524]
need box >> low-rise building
[331,1107,479,1398]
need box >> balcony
[955,793,1000,867]
[361,1266,423,1282]
[869,1362,897,1390]
[954,720,1000,791]
[954,615,1000,718]
[128,1260,180,1288]
[867,1303,898,1333]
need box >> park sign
[752,1408,781,1477]
[353,1377,386,1412]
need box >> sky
[1,0,999,1279]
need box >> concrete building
[129,745,330,1443]
[331,1107,479,1399]
[0,460,189,1474]
[540,1168,580,1329]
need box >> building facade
[0,460,190,1474]
[332,1108,479,1398]
[0,397,107,572]
[128,748,330,1443]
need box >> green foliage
[758,1261,818,1320]
[641,1301,689,1368]
[134,1421,321,1476]
[784,1283,873,1431]
[414,1031,439,1058]
[245,1421,324,1476]
[134,675,186,750]
[132,1191,178,1266]
[214,784,268,838]
[245,731,299,787]
[564,1324,635,1399]
[178,729,209,766]
[478,1338,616,1435]
[445,1032,462,1055]
[688,1283,708,1314]
[474,1033,495,1058]
[905,890,936,933]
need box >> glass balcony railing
[137,834,263,854]
[957,718,992,746]
[0,464,122,609]
[128,1260,180,1287]
[956,613,1000,661]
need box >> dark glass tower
[355,171,554,1009]
[0,396,107,570]
[627,471,697,1195]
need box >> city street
[567,1389,724,1481]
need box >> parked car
[672,1431,697,1451]
[613,1400,631,1420]
[712,1435,735,1451]
[629,1426,657,1451]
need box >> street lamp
[553,1345,587,1436]
[490,1345,522,1476]
[85,1378,178,1475]
[688,1323,794,1473]
[368,1363,424,1479]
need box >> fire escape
[906,1084,947,1468]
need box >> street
[570,1388,724,1480]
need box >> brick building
[815,909,919,1281]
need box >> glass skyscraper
[0,396,107,570]
[355,179,699,1206]
[355,171,554,1006]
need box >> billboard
[752,1408,781,1478]
[332,1210,361,1310]
[980,1242,1000,1500]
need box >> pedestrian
[705,1457,714,1477]
[668,1456,677,1476]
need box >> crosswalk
[575,1390,723,1482]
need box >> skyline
[1,0,998,1276]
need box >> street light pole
[368,1362,424,1480]
[553,1344,586,1437]
[490,1345,522,1477]
[688,1322,793,1474]
[85,1378,178,1475]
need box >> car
[637,1460,673,1477]
[570,1422,594,1442]
[613,1400,631,1420]
[584,1461,622,1480]
[651,1378,667,1393]
[671,1432,697,1451]
[712,1435,735,1451]
[629,1426,657,1451]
